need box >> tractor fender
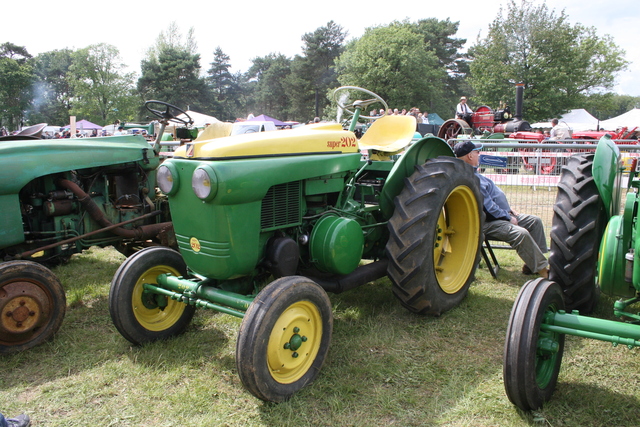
[593,134,623,219]
[378,136,453,219]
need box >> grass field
[1,246,639,426]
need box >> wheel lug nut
[284,343,291,349]
[292,352,299,358]
[301,336,307,342]
[293,327,300,333]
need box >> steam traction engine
[438,84,535,141]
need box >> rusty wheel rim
[0,278,52,344]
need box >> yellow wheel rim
[132,265,188,331]
[266,300,323,384]
[433,185,480,294]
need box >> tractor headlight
[192,165,218,201]
[157,163,179,195]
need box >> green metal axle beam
[147,274,256,318]
[541,310,640,349]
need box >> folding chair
[480,238,500,278]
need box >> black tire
[0,261,66,353]
[549,154,607,313]
[503,278,565,411]
[386,157,483,315]
[236,276,332,402]
[109,246,196,345]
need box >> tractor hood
[173,123,359,159]
[0,135,156,194]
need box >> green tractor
[108,86,484,402]
[0,103,192,354]
[503,134,640,411]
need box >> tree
[287,21,347,121]
[245,53,292,120]
[138,23,211,113]
[582,93,640,121]
[468,0,627,122]
[0,43,34,130]
[28,49,74,125]
[411,18,470,113]
[336,22,445,114]
[207,47,233,98]
[206,47,236,121]
[68,44,138,125]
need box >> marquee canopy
[599,108,640,130]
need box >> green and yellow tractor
[108,87,484,402]
[503,134,640,410]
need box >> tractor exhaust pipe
[309,259,389,294]
[515,83,524,121]
[57,179,171,240]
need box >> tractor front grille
[260,181,302,231]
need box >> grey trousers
[484,213,548,272]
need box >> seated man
[454,140,549,278]
[456,96,473,125]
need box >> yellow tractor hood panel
[174,123,358,158]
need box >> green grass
[1,247,639,426]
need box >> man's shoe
[522,264,535,275]
[6,414,30,427]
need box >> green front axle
[542,305,640,350]
[144,274,255,318]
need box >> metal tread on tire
[386,156,483,315]
[549,154,606,313]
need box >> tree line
[1,0,637,132]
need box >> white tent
[599,108,640,130]
[530,109,599,131]
[172,110,220,128]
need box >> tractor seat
[358,115,417,153]
[0,123,47,141]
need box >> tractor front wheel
[0,261,66,353]
[503,278,565,411]
[109,246,196,345]
[236,276,332,402]
[386,157,483,315]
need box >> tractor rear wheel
[0,261,66,353]
[386,157,483,315]
[549,154,607,313]
[236,276,332,402]
[503,278,565,411]
[109,246,196,345]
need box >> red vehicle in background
[438,84,533,140]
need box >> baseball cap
[453,140,483,157]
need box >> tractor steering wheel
[333,86,388,120]
[145,100,193,126]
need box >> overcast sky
[5,0,639,96]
